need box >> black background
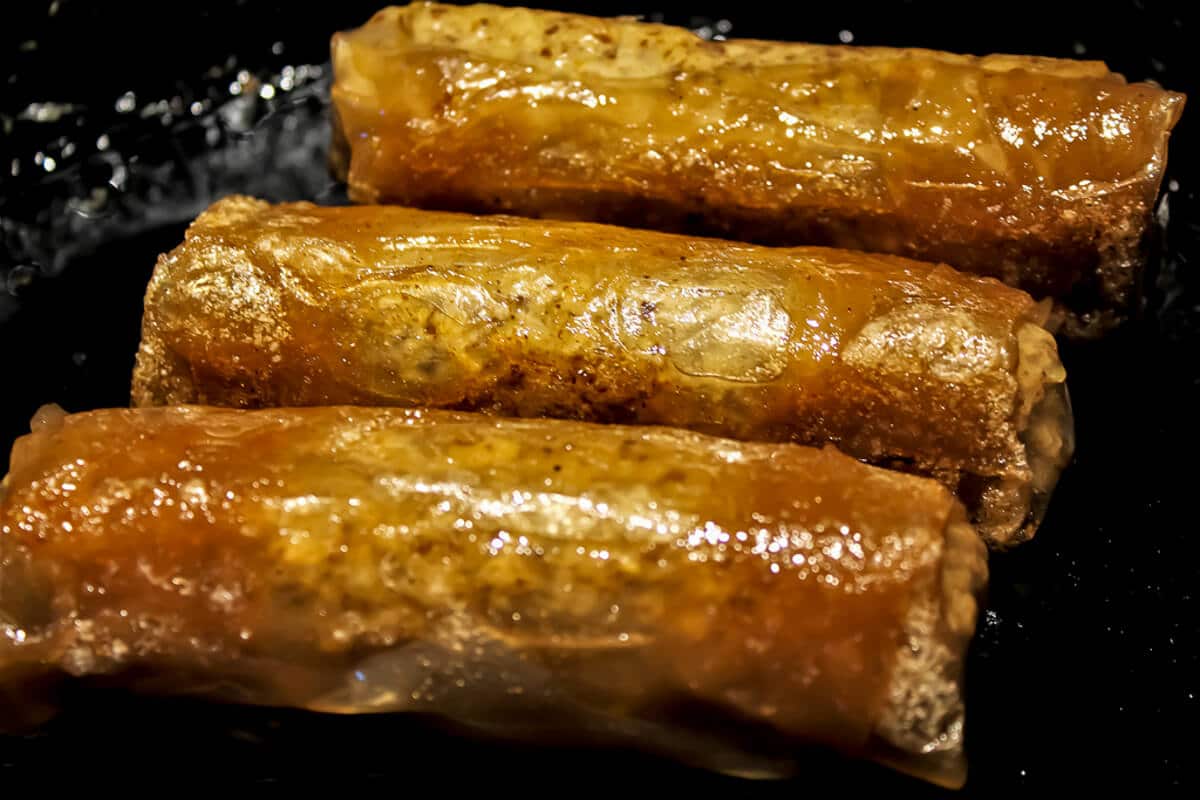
[1,0,1197,793]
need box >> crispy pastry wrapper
[0,405,986,786]
[330,2,1184,336]
[132,197,1072,546]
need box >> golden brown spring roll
[0,404,985,786]
[330,2,1184,336]
[132,197,1072,546]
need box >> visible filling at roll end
[1019,322,1074,515]
[873,513,987,789]
[968,322,1073,546]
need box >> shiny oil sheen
[130,198,1070,545]
[331,2,1184,335]
[1,1,1196,793]
[0,405,984,787]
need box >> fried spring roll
[0,405,985,786]
[330,2,1185,336]
[132,197,1072,546]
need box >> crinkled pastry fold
[0,405,986,786]
[330,2,1184,335]
[132,197,1072,545]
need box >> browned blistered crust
[330,2,1184,336]
[131,197,1071,545]
[0,405,985,786]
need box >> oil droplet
[109,164,128,190]
[6,264,38,295]
[20,102,78,122]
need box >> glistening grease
[332,2,1184,335]
[132,197,1072,545]
[0,406,985,786]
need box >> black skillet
[1,1,1196,792]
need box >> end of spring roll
[131,197,1073,546]
[330,2,1184,336]
[0,405,984,786]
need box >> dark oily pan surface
[1,0,1197,793]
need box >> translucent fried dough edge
[874,514,986,789]
[0,406,985,785]
[330,2,1184,336]
[971,322,1072,547]
[130,195,1071,547]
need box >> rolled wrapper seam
[131,197,1073,545]
[330,2,1184,336]
[0,406,985,787]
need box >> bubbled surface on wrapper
[132,197,1071,545]
[0,406,984,786]
[331,2,1184,335]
